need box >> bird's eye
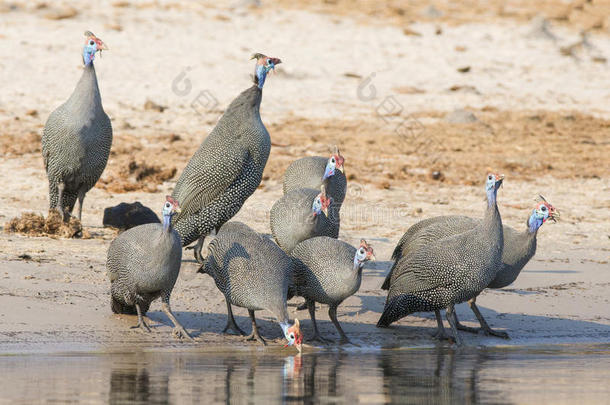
[359,248,364,254]
[331,158,335,163]
[165,203,171,208]
[488,175,493,180]
[541,206,547,211]
[89,40,95,46]
[289,333,294,340]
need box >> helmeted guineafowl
[377,173,505,345]
[283,147,346,232]
[198,221,303,351]
[171,54,281,263]
[107,196,193,341]
[42,31,112,221]
[384,196,557,339]
[270,185,338,254]
[291,237,374,343]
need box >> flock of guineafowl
[39,31,559,352]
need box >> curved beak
[337,165,345,174]
[322,207,329,217]
[296,343,302,353]
[174,206,182,214]
[99,42,109,51]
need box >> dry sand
[0,1,609,353]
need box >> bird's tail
[111,296,137,315]
[376,294,410,328]
[380,263,396,291]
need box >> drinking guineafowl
[107,196,193,341]
[171,53,281,263]
[291,237,375,343]
[377,173,505,345]
[270,185,338,254]
[383,196,557,338]
[42,31,112,221]
[198,222,303,351]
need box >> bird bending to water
[199,222,302,351]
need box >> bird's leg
[445,305,463,346]
[307,300,331,343]
[161,299,194,341]
[465,298,510,339]
[329,305,354,345]
[222,299,246,336]
[76,189,86,222]
[193,236,205,264]
[56,182,66,220]
[131,303,151,333]
[454,309,481,334]
[245,309,266,345]
[432,310,452,341]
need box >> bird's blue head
[311,185,332,218]
[82,31,108,66]
[162,196,181,231]
[528,195,558,232]
[485,172,504,205]
[251,53,282,89]
[322,147,345,180]
[353,239,376,269]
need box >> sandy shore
[0,1,609,353]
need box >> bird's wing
[174,143,251,219]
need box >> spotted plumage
[42,31,112,221]
[377,173,505,345]
[270,186,338,254]
[291,237,374,343]
[171,54,280,262]
[107,196,192,341]
[198,222,302,350]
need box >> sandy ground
[0,1,609,353]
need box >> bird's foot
[456,322,480,334]
[131,319,151,333]
[339,337,359,346]
[246,332,267,346]
[432,330,454,342]
[194,249,204,264]
[309,333,332,344]
[172,326,194,341]
[295,302,308,311]
[222,322,246,336]
[481,328,510,339]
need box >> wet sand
[0,1,609,354]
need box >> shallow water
[0,345,609,404]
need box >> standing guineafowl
[107,196,193,341]
[42,31,112,221]
[198,222,303,351]
[270,185,337,254]
[291,237,375,343]
[283,147,346,231]
[383,196,557,338]
[171,53,281,262]
[283,147,347,205]
[377,173,505,345]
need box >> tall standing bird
[198,221,303,351]
[291,237,375,343]
[377,173,505,345]
[42,31,112,221]
[270,185,337,254]
[382,197,557,338]
[107,196,193,341]
[171,53,281,262]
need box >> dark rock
[103,202,160,232]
